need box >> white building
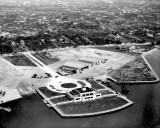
[67,87,101,102]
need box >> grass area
[88,80,105,89]
[57,96,128,114]
[4,55,37,66]
[98,89,114,96]
[109,57,157,82]
[50,96,70,104]
[32,52,60,65]
[39,87,63,98]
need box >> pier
[35,88,48,99]
[35,87,57,109]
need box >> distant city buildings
[0,0,160,55]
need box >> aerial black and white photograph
[0,0,160,128]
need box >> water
[1,49,160,128]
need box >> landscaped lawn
[4,55,37,66]
[32,52,60,65]
[98,89,114,96]
[39,87,63,98]
[88,80,105,89]
[108,57,157,82]
[50,96,70,104]
[57,96,128,114]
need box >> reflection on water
[141,85,157,127]
[1,49,160,128]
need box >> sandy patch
[48,47,135,79]
[0,47,135,92]
[0,57,51,89]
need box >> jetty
[35,88,48,99]
[35,87,55,108]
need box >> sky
[0,0,155,5]
[0,0,111,4]
[0,0,112,2]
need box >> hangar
[58,58,107,76]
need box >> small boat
[43,99,47,104]
[0,107,11,112]
[46,103,51,108]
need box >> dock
[35,88,57,108]
[35,88,48,99]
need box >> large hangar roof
[78,57,100,64]
[62,61,89,70]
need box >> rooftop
[69,87,95,96]
[78,57,100,64]
[62,61,89,70]
[76,87,94,93]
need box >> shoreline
[0,42,153,57]
[0,45,157,109]
[0,87,22,105]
